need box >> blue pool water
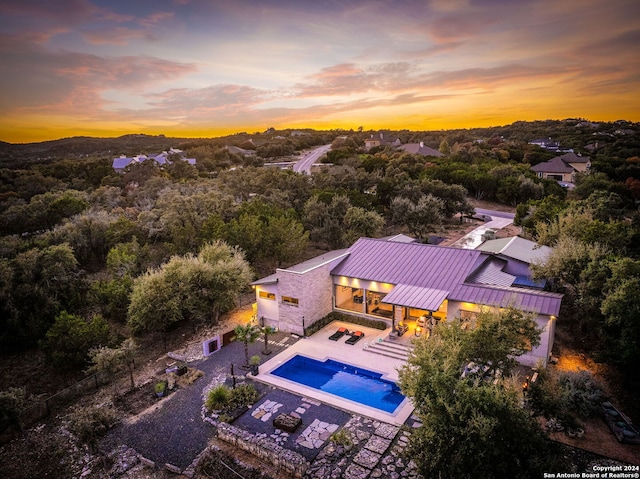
[271,355,405,413]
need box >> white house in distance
[252,236,562,367]
[112,148,196,173]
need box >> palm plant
[234,323,260,368]
[261,325,277,355]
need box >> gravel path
[102,331,298,469]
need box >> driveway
[450,208,515,249]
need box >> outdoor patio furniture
[329,327,350,341]
[396,322,409,336]
[345,331,364,345]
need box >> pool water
[271,355,405,413]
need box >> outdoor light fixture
[415,326,422,337]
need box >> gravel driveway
[102,331,299,469]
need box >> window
[282,296,299,306]
[259,291,276,301]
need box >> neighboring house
[364,131,401,151]
[252,237,562,367]
[397,142,444,157]
[530,152,591,185]
[224,145,256,157]
[112,148,196,172]
[529,138,560,150]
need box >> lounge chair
[345,331,364,345]
[329,327,349,341]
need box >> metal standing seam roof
[466,257,516,287]
[382,285,450,311]
[330,238,484,291]
[450,284,562,316]
[331,237,563,315]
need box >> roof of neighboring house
[225,145,256,156]
[113,157,135,169]
[530,156,575,173]
[476,237,552,265]
[397,143,444,157]
[555,152,590,164]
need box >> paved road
[293,144,331,174]
[102,332,297,470]
[474,207,515,220]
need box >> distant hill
[1,119,638,168]
[0,134,207,167]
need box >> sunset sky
[1,0,639,143]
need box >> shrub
[527,368,604,427]
[557,370,604,418]
[0,387,30,433]
[330,428,352,446]
[154,381,167,395]
[229,384,259,409]
[66,405,119,446]
[205,385,230,412]
[250,355,261,366]
[305,311,387,336]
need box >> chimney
[420,141,424,148]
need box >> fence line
[19,371,112,428]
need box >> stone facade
[273,260,342,335]
[217,422,310,478]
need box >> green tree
[88,338,138,389]
[40,311,114,369]
[600,258,640,368]
[127,241,253,334]
[1,244,82,351]
[391,194,444,242]
[234,323,260,368]
[342,206,385,244]
[399,307,562,478]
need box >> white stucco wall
[254,283,279,328]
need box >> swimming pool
[271,355,405,413]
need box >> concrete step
[367,341,412,356]
[363,345,408,361]
[363,339,413,361]
[380,338,414,353]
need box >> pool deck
[255,321,415,426]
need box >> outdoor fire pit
[273,413,302,433]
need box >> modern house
[529,138,561,150]
[530,152,591,185]
[112,148,196,173]
[252,237,562,367]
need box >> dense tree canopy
[127,241,253,334]
[399,307,563,478]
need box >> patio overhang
[381,284,449,312]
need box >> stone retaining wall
[217,422,310,478]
